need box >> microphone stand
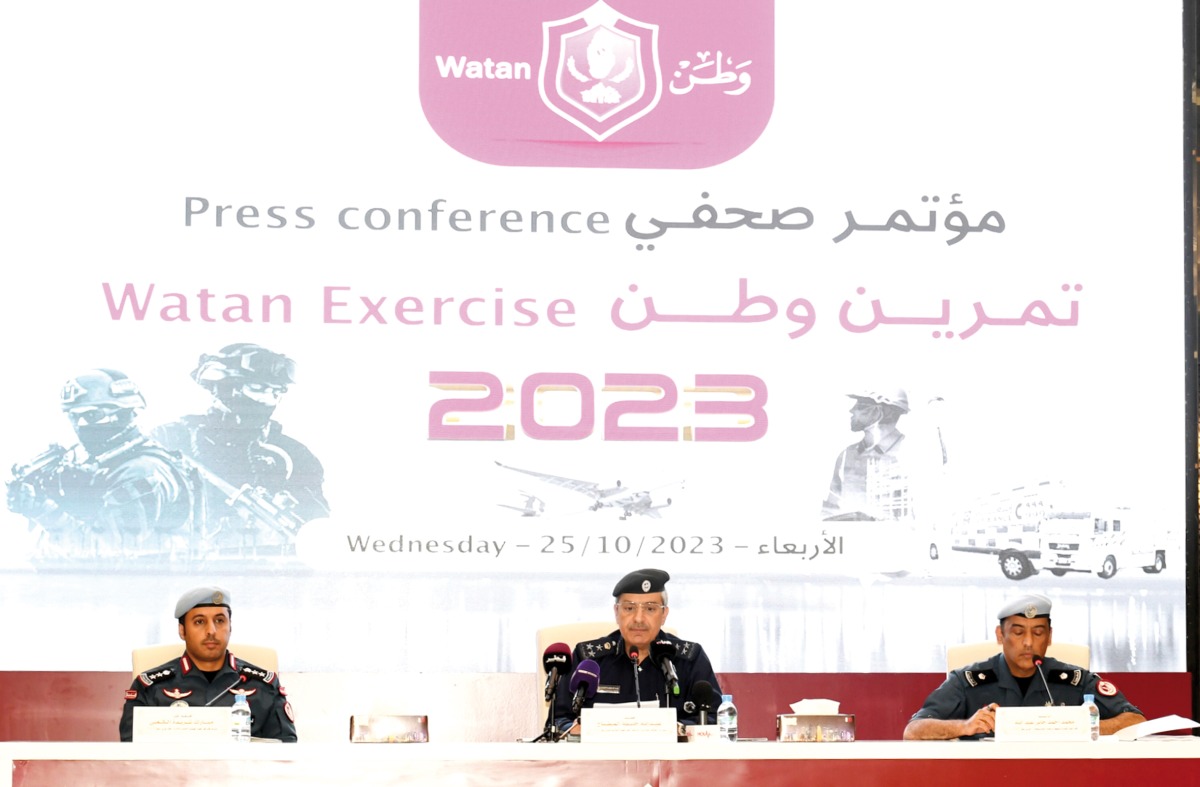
[530,674,564,743]
[630,649,642,708]
[204,674,247,706]
[1033,657,1058,707]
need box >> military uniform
[553,630,722,731]
[154,415,328,526]
[119,650,297,742]
[909,653,1142,739]
[9,438,195,562]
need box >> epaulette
[239,663,277,683]
[578,634,621,661]
[137,667,175,687]
[962,667,998,688]
[1042,666,1084,686]
[673,640,703,662]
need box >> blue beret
[175,586,232,618]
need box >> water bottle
[230,694,252,742]
[716,694,738,742]
[1082,693,1100,741]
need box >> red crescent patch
[125,689,138,700]
[284,701,295,722]
[1097,680,1118,697]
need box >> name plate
[581,706,677,743]
[133,706,231,742]
[994,705,1091,742]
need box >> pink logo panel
[420,0,774,169]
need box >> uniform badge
[1024,604,1038,618]
[230,688,258,697]
[284,701,295,722]
[1097,680,1118,697]
[279,685,288,697]
[212,591,224,605]
[163,688,193,700]
[641,579,651,591]
[170,700,190,708]
[977,672,988,681]
[124,689,138,700]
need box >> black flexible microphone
[651,639,680,696]
[204,674,248,706]
[629,647,642,708]
[691,679,717,725]
[542,642,572,702]
[1033,656,1058,707]
[569,659,601,715]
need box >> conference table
[5,739,1200,786]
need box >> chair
[946,641,1089,672]
[132,643,279,677]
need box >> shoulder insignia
[240,664,276,683]
[581,635,618,660]
[1096,679,1118,697]
[963,668,996,688]
[162,688,193,700]
[137,667,175,687]
[229,687,258,697]
[674,640,701,662]
[1047,668,1083,686]
[124,689,138,700]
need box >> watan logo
[420,0,773,169]
[538,2,661,142]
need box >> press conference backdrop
[0,1,1186,675]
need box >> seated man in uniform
[553,568,722,735]
[119,586,297,742]
[903,593,1145,739]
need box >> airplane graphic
[498,491,545,517]
[495,461,676,520]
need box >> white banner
[0,1,1185,675]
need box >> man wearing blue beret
[903,593,1145,739]
[119,586,297,741]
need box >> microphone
[204,674,248,706]
[569,659,600,715]
[1033,656,1058,707]
[542,642,572,703]
[651,639,680,696]
[691,679,717,725]
[629,647,642,708]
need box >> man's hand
[960,703,999,737]
[902,703,999,740]
[6,480,39,516]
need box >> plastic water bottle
[230,694,252,742]
[716,694,738,742]
[1082,693,1100,741]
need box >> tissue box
[349,714,429,742]
[776,714,856,742]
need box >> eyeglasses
[615,602,666,616]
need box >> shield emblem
[538,1,661,141]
